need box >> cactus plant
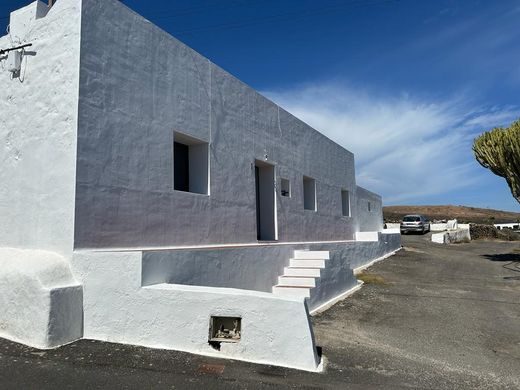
[473,119,520,204]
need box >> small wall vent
[208,316,241,350]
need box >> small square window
[174,132,209,195]
[303,176,316,211]
[341,189,350,217]
[280,178,290,197]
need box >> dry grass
[357,272,387,285]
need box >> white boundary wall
[432,228,471,244]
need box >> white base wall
[0,248,83,349]
[0,233,399,371]
[141,233,401,312]
[71,251,320,372]
[70,234,400,370]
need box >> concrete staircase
[272,250,329,298]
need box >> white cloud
[464,107,520,129]
[264,83,519,204]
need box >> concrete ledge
[353,247,402,275]
[382,228,400,234]
[355,232,379,242]
[310,280,363,315]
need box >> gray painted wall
[74,0,382,249]
[356,186,384,232]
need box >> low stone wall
[431,223,470,232]
[432,228,471,244]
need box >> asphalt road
[1,234,519,389]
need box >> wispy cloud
[265,83,519,204]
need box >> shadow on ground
[482,252,520,280]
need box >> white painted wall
[0,0,386,253]
[431,223,470,231]
[0,0,81,257]
[73,0,377,249]
[356,186,384,232]
[141,233,402,311]
[432,228,471,244]
[355,231,379,241]
[71,251,320,371]
[0,248,82,348]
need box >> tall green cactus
[473,119,520,204]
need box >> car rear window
[403,216,421,222]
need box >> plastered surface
[0,248,82,348]
[0,0,393,369]
[432,228,471,244]
[74,0,382,249]
[141,233,401,311]
[0,0,81,257]
[72,251,320,371]
[356,186,384,232]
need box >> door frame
[254,160,278,241]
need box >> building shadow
[482,253,520,280]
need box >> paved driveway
[1,235,519,389]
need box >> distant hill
[383,205,520,224]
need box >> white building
[0,0,400,371]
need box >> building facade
[0,0,400,371]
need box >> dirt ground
[1,234,519,389]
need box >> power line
[0,0,397,36]
[170,0,396,35]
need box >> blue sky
[2,0,519,211]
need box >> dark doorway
[174,141,190,191]
[255,161,277,241]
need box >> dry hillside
[384,205,520,224]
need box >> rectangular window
[368,201,372,212]
[341,189,350,217]
[280,178,290,197]
[303,176,316,211]
[173,132,209,195]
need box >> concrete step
[283,267,321,277]
[278,276,316,287]
[272,285,311,298]
[294,250,330,260]
[290,258,326,268]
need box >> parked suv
[400,214,430,234]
